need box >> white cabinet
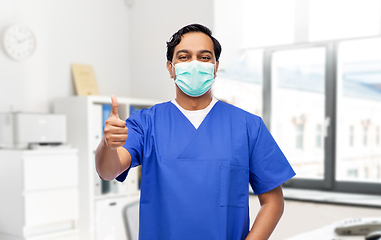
[53,96,157,240]
[94,197,130,240]
[0,149,80,240]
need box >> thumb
[110,95,119,118]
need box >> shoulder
[216,100,262,125]
[150,101,173,111]
[127,101,172,124]
[131,101,171,115]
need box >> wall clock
[2,24,36,61]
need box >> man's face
[167,31,219,80]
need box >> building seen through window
[213,50,263,117]
[214,0,381,192]
[271,47,325,179]
[363,125,368,147]
[316,125,322,148]
[214,41,381,184]
[336,38,381,183]
[296,124,304,150]
[349,125,354,147]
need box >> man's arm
[245,186,285,240]
[95,136,131,180]
[95,95,132,181]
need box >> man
[95,23,295,240]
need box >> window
[363,125,368,146]
[316,125,322,148]
[215,0,381,194]
[271,47,325,179]
[349,126,354,147]
[213,49,263,116]
[265,38,381,192]
[348,169,358,178]
[336,38,381,184]
[296,124,304,150]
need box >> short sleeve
[249,118,295,195]
[115,111,144,182]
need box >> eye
[178,55,189,60]
[200,55,212,61]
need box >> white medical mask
[173,60,215,97]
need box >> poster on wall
[71,63,100,96]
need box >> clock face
[3,25,36,61]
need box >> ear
[167,61,174,79]
[214,60,219,78]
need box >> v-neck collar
[157,100,226,160]
[170,98,219,130]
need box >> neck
[175,87,213,110]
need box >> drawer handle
[109,202,117,206]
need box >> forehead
[174,32,215,55]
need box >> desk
[285,223,365,240]
[283,188,381,208]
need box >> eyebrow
[199,50,214,56]
[175,49,189,57]
[175,49,214,57]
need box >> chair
[123,200,140,240]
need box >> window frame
[262,40,381,195]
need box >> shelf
[53,96,157,240]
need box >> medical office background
[1,0,381,240]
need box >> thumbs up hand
[103,95,128,150]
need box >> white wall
[0,0,130,113]
[213,0,245,70]
[0,0,215,112]
[127,0,215,101]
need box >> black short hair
[166,23,222,62]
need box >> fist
[103,95,128,150]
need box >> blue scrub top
[116,101,295,240]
